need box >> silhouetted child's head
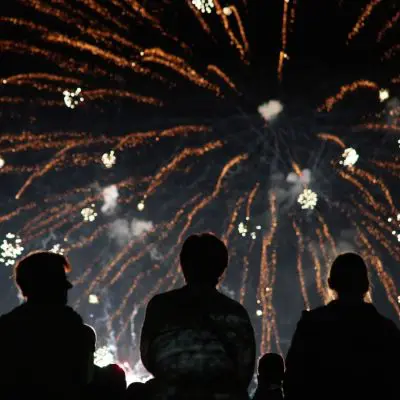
[257,353,284,385]
[328,253,369,299]
[14,251,73,305]
[180,233,228,287]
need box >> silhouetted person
[253,353,284,400]
[88,364,126,400]
[0,251,96,400]
[141,233,256,399]
[284,252,400,400]
[126,381,148,400]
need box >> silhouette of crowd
[1,232,399,399]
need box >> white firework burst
[101,150,116,169]
[81,204,98,222]
[63,87,84,109]
[192,0,214,14]
[340,148,359,167]
[0,233,24,266]
[298,189,318,210]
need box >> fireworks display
[0,0,399,364]
[0,234,24,266]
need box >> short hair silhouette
[14,250,72,298]
[258,353,284,384]
[328,252,369,297]
[180,233,228,286]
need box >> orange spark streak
[222,196,246,244]
[318,80,379,112]
[259,192,277,354]
[239,241,255,306]
[377,11,400,42]
[142,48,221,94]
[348,0,383,42]
[144,141,223,197]
[308,242,326,303]
[0,203,36,224]
[292,221,310,309]
[214,0,248,61]
[318,133,346,148]
[246,183,260,219]
[317,214,337,256]
[84,89,162,106]
[361,124,400,133]
[15,143,76,199]
[207,65,237,91]
[278,0,289,81]
[177,154,249,244]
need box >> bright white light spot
[298,189,318,210]
[238,222,248,236]
[0,156,5,169]
[223,6,232,15]
[341,148,359,167]
[89,294,99,304]
[81,205,97,222]
[2,80,6,84]
[192,0,214,14]
[258,100,283,122]
[50,243,65,255]
[256,309,263,316]
[137,201,145,212]
[94,346,115,368]
[256,225,262,230]
[63,88,84,109]
[0,233,24,266]
[379,88,390,102]
[101,150,116,169]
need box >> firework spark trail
[116,260,180,343]
[383,44,400,60]
[0,203,36,224]
[106,194,201,320]
[217,195,247,288]
[336,169,382,212]
[207,65,237,91]
[356,227,400,316]
[377,11,400,42]
[277,0,290,81]
[347,0,383,42]
[223,5,249,55]
[246,183,260,219]
[187,0,214,36]
[259,192,277,354]
[318,133,346,149]
[84,89,162,106]
[142,48,221,94]
[318,81,379,112]
[15,143,77,199]
[292,221,310,310]
[213,0,248,61]
[239,241,255,306]
[84,224,158,297]
[317,214,337,257]
[144,141,223,198]
[44,33,151,75]
[315,228,331,271]
[351,167,397,212]
[177,154,249,244]
[361,124,400,133]
[308,242,327,303]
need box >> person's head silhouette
[14,251,73,305]
[328,252,369,300]
[180,233,228,287]
[257,353,284,385]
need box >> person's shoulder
[215,290,251,318]
[146,287,185,308]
